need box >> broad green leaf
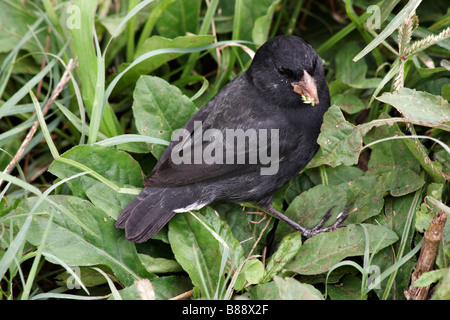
[283,173,315,205]
[168,210,228,299]
[280,174,398,235]
[233,0,276,64]
[252,0,280,46]
[243,259,264,284]
[312,106,410,167]
[340,175,385,224]
[335,41,380,89]
[313,106,360,167]
[286,224,398,275]
[415,184,445,233]
[276,184,348,239]
[365,122,420,173]
[17,195,153,286]
[133,75,198,159]
[117,275,192,300]
[55,266,111,288]
[332,94,367,114]
[150,275,193,300]
[0,0,43,53]
[274,276,324,300]
[214,202,274,257]
[138,253,183,274]
[238,0,278,43]
[305,166,364,187]
[377,88,450,131]
[113,35,215,93]
[248,276,323,300]
[364,124,425,197]
[155,0,201,38]
[327,274,363,300]
[262,232,302,283]
[49,145,143,219]
[202,207,245,270]
[431,269,450,300]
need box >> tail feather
[115,187,153,229]
[116,187,194,243]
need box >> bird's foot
[300,203,353,239]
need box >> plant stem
[405,209,447,300]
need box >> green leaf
[214,202,274,257]
[0,0,43,53]
[431,269,450,300]
[249,276,323,300]
[286,224,398,275]
[274,276,324,300]
[113,35,215,93]
[305,166,364,187]
[138,253,183,274]
[341,175,385,224]
[49,145,143,219]
[238,0,277,42]
[365,122,420,173]
[231,0,276,65]
[332,94,367,114]
[278,184,348,238]
[17,195,152,286]
[376,88,450,131]
[151,275,193,300]
[55,266,111,288]
[364,124,425,197]
[313,106,360,167]
[168,210,229,299]
[243,259,264,284]
[133,75,198,159]
[327,274,363,300]
[262,232,302,283]
[202,207,245,270]
[155,0,201,38]
[311,106,417,168]
[335,41,380,89]
[252,0,280,46]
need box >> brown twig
[405,210,447,300]
[0,58,77,190]
[169,289,193,300]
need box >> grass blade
[95,134,170,147]
[381,188,423,299]
[92,267,122,300]
[42,252,90,295]
[28,87,59,159]
[353,0,422,61]
[87,30,105,145]
[0,171,91,283]
[104,40,252,105]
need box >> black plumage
[116,35,348,243]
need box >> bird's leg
[262,203,352,239]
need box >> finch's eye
[276,68,286,76]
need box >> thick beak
[291,70,319,105]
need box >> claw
[302,202,353,239]
[311,205,336,232]
[260,202,354,240]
